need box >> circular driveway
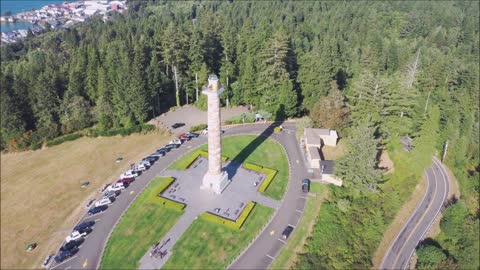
[49,122,308,270]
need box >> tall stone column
[201,75,230,194]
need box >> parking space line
[266,254,275,260]
[277,238,287,244]
[299,196,307,200]
[50,255,77,270]
[288,224,296,228]
[65,266,71,270]
[295,209,303,213]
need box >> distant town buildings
[1,0,127,44]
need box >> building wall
[322,174,342,186]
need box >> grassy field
[0,130,172,269]
[163,204,274,269]
[270,183,328,269]
[100,177,183,269]
[168,135,289,200]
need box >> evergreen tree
[348,72,388,128]
[335,118,383,192]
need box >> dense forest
[1,1,478,269]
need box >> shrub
[46,133,82,147]
[148,176,175,197]
[150,196,186,211]
[190,124,207,132]
[242,162,263,172]
[258,168,277,192]
[200,202,256,230]
[172,150,228,170]
[242,162,278,193]
[146,177,185,210]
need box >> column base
[200,171,230,194]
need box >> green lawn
[163,204,274,269]
[100,177,184,269]
[270,183,328,269]
[168,135,289,200]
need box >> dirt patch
[218,249,228,262]
[371,176,427,269]
[0,129,172,269]
[124,228,135,236]
[379,150,395,175]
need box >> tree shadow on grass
[223,105,285,180]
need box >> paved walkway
[138,158,281,269]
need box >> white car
[169,139,182,145]
[120,169,138,179]
[95,197,114,207]
[107,183,125,192]
[65,231,86,243]
[140,159,152,166]
[135,163,148,171]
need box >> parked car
[157,147,170,153]
[169,139,183,145]
[77,226,93,235]
[65,231,86,243]
[135,163,149,171]
[186,132,200,138]
[74,221,95,231]
[179,133,191,141]
[139,160,152,168]
[117,177,134,185]
[42,254,54,268]
[60,239,83,252]
[104,190,121,198]
[171,123,185,129]
[95,197,114,207]
[302,179,310,193]
[88,205,108,216]
[151,151,166,158]
[120,169,138,179]
[165,144,180,150]
[107,182,125,192]
[281,225,294,240]
[54,248,78,263]
[144,156,159,162]
[201,128,224,135]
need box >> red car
[117,177,134,184]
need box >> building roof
[320,160,335,175]
[308,146,321,160]
[304,128,338,145]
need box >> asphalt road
[380,157,449,270]
[228,123,309,270]
[48,122,306,270]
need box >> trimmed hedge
[82,124,156,138]
[148,176,175,198]
[200,202,256,230]
[46,133,83,147]
[242,162,278,193]
[171,149,229,170]
[242,162,263,172]
[149,196,186,211]
[146,177,185,210]
[258,168,277,192]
